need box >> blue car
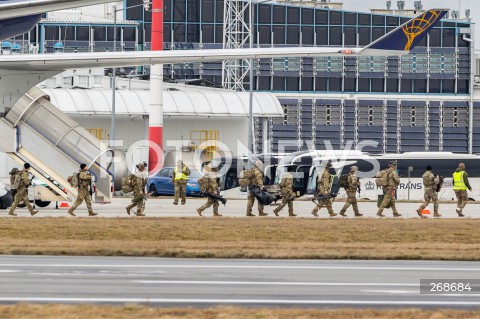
[147,167,205,196]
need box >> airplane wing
[0,0,116,20]
[0,47,360,71]
[0,9,448,71]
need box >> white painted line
[134,280,418,286]
[1,264,480,271]
[0,297,479,306]
[363,290,480,296]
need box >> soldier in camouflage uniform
[173,160,191,205]
[196,166,222,217]
[126,163,148,217]
[8,163,38,216]
[68,163,97,217]
[273,165,296,217]
[416,165,440,218]
[377,161,401,218]
[339,166,363,217]
[246,160,268,217]
[311,162,337,217]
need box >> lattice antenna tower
[222,0,252,91]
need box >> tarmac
[0,197,478,218]
[0,256,479,308]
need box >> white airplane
[0,0,447,111]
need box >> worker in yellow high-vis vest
[173,160,191,205]
[452,163,472,217]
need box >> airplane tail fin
[361,9,448,54]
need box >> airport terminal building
[8,0,479,154]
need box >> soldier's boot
[8,211,17,216]
[376,211,385,218]
[173,201,178,205]
[67,210,76,217]
[393,213,402,217]
[136,213,146,217]
[456,208,465,217]
[311,211,319,217]
[126,207,131,215]
[89,212,98,216]
[30,210,39,216]
[329,212,337,217]
[246,213,255,217]
[259,212,268,217]
[416,205,425,218]
[339,209,347,217]
[289,212,297,217]
[196,208,203,216]
[213,213,222,217]
[354,213,363,217]
[272,208,280,217]
[434,212,442,218]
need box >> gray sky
[340,0,479,50]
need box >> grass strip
[1,305,480,319]
[0,218,479,260]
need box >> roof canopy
[42,88,283,118]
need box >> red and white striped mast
[148,0,164,174]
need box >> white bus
[286,152,479,201]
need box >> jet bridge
[0,86,113,204]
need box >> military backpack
[197,176,209,193]
[375,169,389,187]
[338,174,349,189]
[121,174,135,193]
[67,173,80,188]
[9,168,21,190]
[238,169,252,187]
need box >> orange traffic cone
[421,205,431,215]
[59,202,69,208]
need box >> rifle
[311,190,336,205]
[205,193,227,206]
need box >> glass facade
[7,0,476,154]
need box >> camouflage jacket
[78,170,93,191]
[132,172,147,194]
[317,169,331,194]
[204,172,219,195]
[422,170,439,192]
[17,170,31,191]
[383,167,400,192]
[251,167,264,188]
[280,172,293,193]
[347,172,360,192]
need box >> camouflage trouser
[312,198,335,215]
[198,197,219,214]
[274,191,294,215]
[173,180,187,204]
[246,191,264,215]
[377,191,399,215]
[418,189,439,214]
[127,192,145,214]
[69,189,93,214]
[340,190,359,215]
[8,189,35,214]
[455,190,468,211]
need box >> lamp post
[110,2,151,176]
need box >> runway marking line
[134,281,418,286]
[0,297,479,306]
[1,264,480,272]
